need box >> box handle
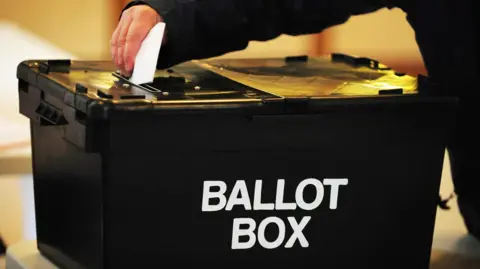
[35,100,68,126]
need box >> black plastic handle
[35,100,68,126]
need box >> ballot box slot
[143,75,279,101]
[112,71,162,94]
[111,65,283,102]
[142,84,161,93]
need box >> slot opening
[142,84,162,93]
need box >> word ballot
[201,178,349,250]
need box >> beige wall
[0,2,425,69]
[0,0,114,60]
[221,8,426,74]
[220,34,313,59]
[219,7,426,74]
[0,176,23,246]
[326,8,426,74]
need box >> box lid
[16,54,454,119]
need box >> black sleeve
[0,235,6,254]
[123,0,397,69]
[400,0,477,89]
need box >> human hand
[111,5,166,77]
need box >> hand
[111,5,165,77]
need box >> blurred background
[0,0,478,268]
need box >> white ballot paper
[129,22,165,85]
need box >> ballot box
[16,54,456,269]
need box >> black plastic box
[17,54,456,269]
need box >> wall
[220,34,313,59]
[0,176,23,246]
[324,8,427,75]
[0,0,114,60]
[0,20,76,247]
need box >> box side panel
[103,109,449,269]
[31,123,103,269]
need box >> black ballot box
[17,54,456,269]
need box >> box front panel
[104,111,448,269]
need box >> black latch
[35,100,68,126]
[379,88,403,95]
[38,60,72,74]
[38,62,50,74]
[48,60,71,65]
[97,89,113,99]
[285,55,309,63]
[331,53,391,70]
[75,83,88,94]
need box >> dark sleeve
[0,235,6,254]
[400,0,478,88]
[124,0,397,69]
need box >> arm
[401,0,477,86]
[115,0,396,72]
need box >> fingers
[123,20,151,76]
[110,19,122,67]
[111,5,163,76]
[116,16,133,76]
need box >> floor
[431,153,480,259]
[427,153,480,268]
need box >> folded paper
[129,22,165,85]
